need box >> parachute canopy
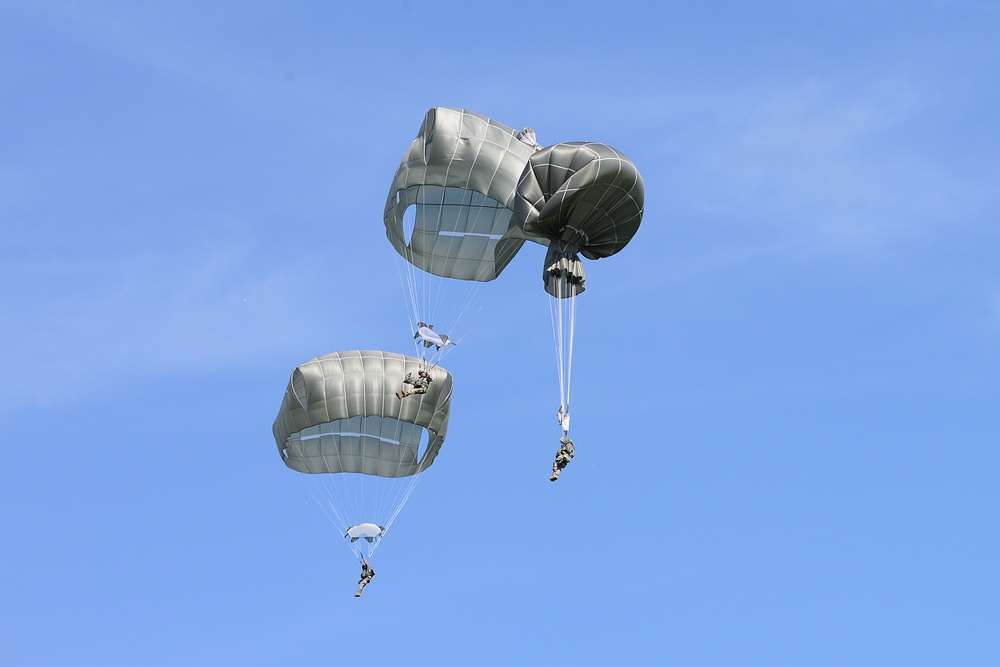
[384,107,538,282]
[514,142,645,298]
[273,350,452,477]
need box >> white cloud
[655,76,989,249]
[0,239,392,406]
[0,0,359,131]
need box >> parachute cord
[379,469,425,545]
[566,290,576,409]
[302,476,348,536]
[548,276,578,422]
[549,280,566,412]
[366,420,426,559]
[304,448,426,562]
[437,213,507,335]
[549,286,561,410]
[395,246,421,352]
[396,227,537,366]
[393,210,466,361]
[441,250,538,352]
[556,279,562,397]
[399,182,542,363]
[322,391,358,542]
[303,468,359,560]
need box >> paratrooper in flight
[550,437,575,482]
[396,369,433,399]
[355,557,375,597]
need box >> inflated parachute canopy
[384,107,538,282]
[514,142,645,298]
[273,350,453,478]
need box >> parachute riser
[543,240,586,299]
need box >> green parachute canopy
[384,107,538,283]
[383,107,542,365]
[273,350,453,559]
[514,142,645,298]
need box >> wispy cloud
[0,1,363,130]
[0,239,385,406]
[655,76,990,246]
[4,2,255,91]
[603,73,998,291]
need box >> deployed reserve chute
[514,142,645,439]
[273,350,453,561]
[384,107,539,363]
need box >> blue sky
[2,1,998,664]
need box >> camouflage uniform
[396,370,433,399]
[355,560,375,597]
[550,438,575,481]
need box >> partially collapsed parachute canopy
[273,350,452,477]
[515,142,645,298]
[384,107,538,282]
